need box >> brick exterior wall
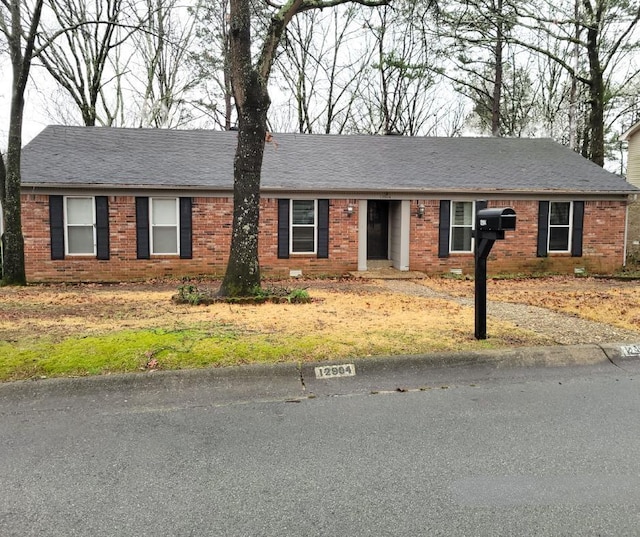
[22,195,359,282]
[410,199,627,276]
[21,194,627,282]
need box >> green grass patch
[0,327,236,381]
[0,321,538,382]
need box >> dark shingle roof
[21,125,636,194]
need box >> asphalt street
[1,350,640,536]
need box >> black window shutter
[537,201,550,257]
[278,199,290,259]
[317,199,329,258]
[49,195,65,260]
[95,196,110,260]
[473,200,488,255]
[571,201,585,257]
[136,197,150,259]
[438,200,451,258]
[179,197,193,259]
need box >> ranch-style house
[9,125,637,282]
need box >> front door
[367,200,389,259]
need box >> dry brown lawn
[0,277,549,349]
[1,275,640,381]
[0,279,504,347]
[421,276,640,333]
[2,275,639,344]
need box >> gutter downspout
[624,195,632,266]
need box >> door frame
[357,200,410,271]
[366,200,390,260]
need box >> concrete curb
[599,341,640,367]
[4,342,638,403]
[300,344,617,396]
[0,362,304,402]
[302,344,610,377]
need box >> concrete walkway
[381,279,640,345]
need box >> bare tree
[219,0,388,297]
[133,0,200,128]
[512,0,640,166]
[35,0,138,126]
[0,0,45,285]
[274,6,373,134]
[432,0,524,136]
[459,51,540,137]
[189,0,235,130]
[354,2,440,135]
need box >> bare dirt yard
[1,275,639,381]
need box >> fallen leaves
[421,276,640,333]
[1,276,638,353]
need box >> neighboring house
[18,125,637,283]
[620,122,640,261]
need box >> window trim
[150,197,180,256]
[64,196,96,256]
[548,201,573,253]
[290,199,318,255]
[449,200,475,253]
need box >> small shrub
[176,284,213,305]
[174,283,311,305]
[287,288,311,303]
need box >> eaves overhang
[259,185,638,197]
[620,121,640,141]
[21,182,637,199]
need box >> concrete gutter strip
[306,344,611,375]
[1,344,632,404]
[299,345,616,397]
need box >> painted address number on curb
[315,364,356,379]
[621,344,640,357]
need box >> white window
[65,197,96,255]
[450,201,474,253]
[549,201,572,252]
[290,200,317,254]
[151,198,179,255]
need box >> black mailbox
[474,204,517,341]
[477,207,516,232]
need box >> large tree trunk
[568,0,581,151]
[587,73,605,167]
[0,152,5,279]
[2,0,44,286]
[586,58,605,167]
[2,22,29,285]
[491,0,503,137]
[219,0,270,297]
[219,0,385,296]
[585,3,605,167]
[219,83,269,296]
[2,109,27,286]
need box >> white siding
[390,201,410,271]
[628,134,640,187]
[358,200,368,271]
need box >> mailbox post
[474,205,516,339]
